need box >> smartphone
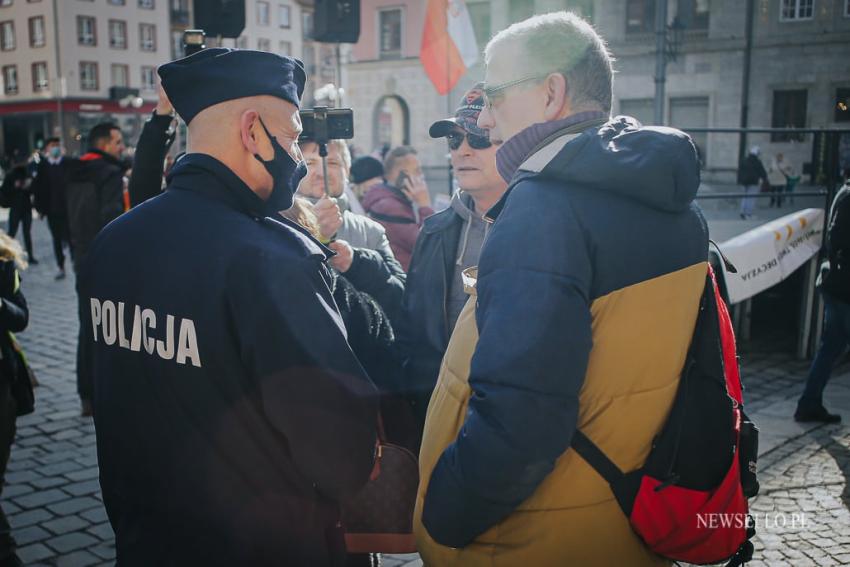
[395,171,411,193]
[299,108,354,142]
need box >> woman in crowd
[0,233,29,567]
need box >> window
[302,11,313,39]
[0,0,11,6]
[279,40,291,55]
[140,23,156,51]
[111,63,128,87]
[508,0,533,23]
[141,66,156,91]
[279,4,291,28]
[2,65,17,94]
[378,8,401,59]
[80,61,99,91]
[109,20,127,49]
[677,0,709,30]
[771,89,807,141]
[780,0,814,21]
[619,98,654,125]
[108,0,126,5]
[0,20,14,51]
[236,36,248,48]
[846,0,850,17]
[258,38,270,51]
[670,97,709,165]
[171,30,183,59]
[257,1,270,25]
[32,61,48,91]
[467,2,490,52]
[171,0,189,24]
[29,16,45,47]
[626,0,655,33]
[139,0,155,8]
[77,16,96,46]
[835,88,850,122]
[303,44,316,75]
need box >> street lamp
[118,95,144,109]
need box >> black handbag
[341,415,419,554]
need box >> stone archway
[372,95,410,153]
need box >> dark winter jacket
[0,165,33,211]
[0,259,28,383]
[418,115,709,561]
[344,247,405,327]
[32,157,71,218]
[81,153,378,566]
[738,154,767,186]
[820,183,850,303]
[395,192,471,419]
[65,149,125,272]
[331,271,398,393]
[361,183,434,271]
[129,112,176,207]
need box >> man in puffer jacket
[414,12,708,566]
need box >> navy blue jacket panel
[81,154,378,566]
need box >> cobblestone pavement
[3,219,849,566]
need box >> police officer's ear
[239,110,268,158]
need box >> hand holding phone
[398,172,431,208]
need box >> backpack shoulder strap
[570,430,624,485]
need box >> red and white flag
[421,0,479,95]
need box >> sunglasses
[447,130,492,151]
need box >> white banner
[719,209,825,304]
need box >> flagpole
[446,5,454,197]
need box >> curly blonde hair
[0,233,28,270]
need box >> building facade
[601,0,850,183]
[345,0,849,192]
[0,0,172,157]
[344,0,592,192]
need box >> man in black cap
[79,48,378,566]
[397,83,507,427]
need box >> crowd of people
[0,9,845,567]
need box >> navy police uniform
[80,49,378,566]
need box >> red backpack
[571,264,759,566]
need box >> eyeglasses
[446,130,492,151]
[483,74,548,109]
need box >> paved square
[3,219,848,566]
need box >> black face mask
[253,116,307,213]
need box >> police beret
[158,48,307,124]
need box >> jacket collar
[81,148,123,167]
[168,153,334,259]
[495,111,609,183]
[167,153,269,218]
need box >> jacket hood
[450,191,477,222]
[527,116,700,213]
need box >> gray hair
[485,11,614,113]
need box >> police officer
[79,49,379,566]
